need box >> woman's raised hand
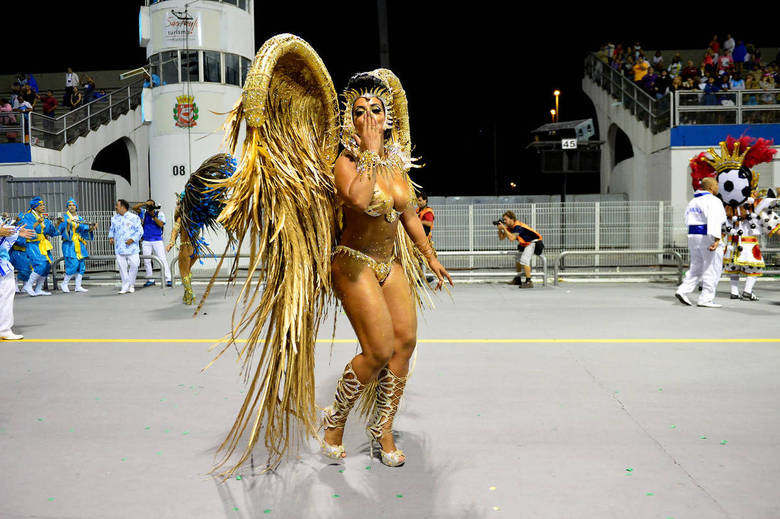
[356,109,384,154]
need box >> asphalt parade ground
[1,280,779,518]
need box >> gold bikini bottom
[333,245,395,284]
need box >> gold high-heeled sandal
[367,366,407,467]
[321,362,365,459]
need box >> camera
[147,203,161,210]
[492,219,504,226]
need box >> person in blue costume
[57,198,96,293]
[20,197,58,297]
[8,212,32,292]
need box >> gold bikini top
[365,174,417,223]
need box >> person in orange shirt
[415,191,434,241]
[497,210,542,288]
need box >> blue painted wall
[671,124,780,147]
[0,143,31,163]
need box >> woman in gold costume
[320,72,451,467]
[203,34,450,477]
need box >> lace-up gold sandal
[367,366,408,467]
[321,362,366,459]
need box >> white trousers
[116,254,140,288]
[0,272,15,334]
[142,240,171,281]
[677,235,724,304]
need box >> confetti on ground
[489,486,496,491]
[182,431,189,436]
[625,468,633,472]
[670,425,676,429]
[233,507,239,511]
[156,451,161,456]
[95,397,100,401]
[477,414,481,416]
[121,458,126,462]
[37,418,43,422]
[144,426,150,430]
[365,466,371,470]
[338,469,344,473]
[48,498,55,502]
[396,494,403,498]
[236,475,242,480]
[646,492,654,496]
[332,494,340,498]
[720,440,728,445]
[264,510,271,514]
[658,388,663,391]
[160,399,166,402]
[700,436,707,439]
[493,506,501,511]
[164,429,170,433]
[69,428,74,432]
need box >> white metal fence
[429,201,780,272]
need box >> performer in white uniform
[0,220,35,340]
[675,177,727,307]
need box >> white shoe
[118,285,128,294]
[675,292,692,306]
[128,285,135,293]
[23,278,36,297]
[697,301,723,308]
[60,282,70,293]
[75,286,88,292]
[0,332,24,340]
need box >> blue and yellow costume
[57,198,93,292]
[9,213,32,283]
[20,197,58,296]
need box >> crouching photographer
[495,211,543,288]
[133,199,172,287]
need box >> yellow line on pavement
[5,338,780,344]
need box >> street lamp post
[550,109,556,122]
[553,90,560,122]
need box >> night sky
[7,3,778,196]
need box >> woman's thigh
[380,261,417,352]
[332,255,394,359]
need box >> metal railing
[28,79,144,150]
[50,254,167,290]
[553,249,684,286]
[437,250,548,286]
[674,89,780,125]
[584,54,671,133]
[0,110,27,144]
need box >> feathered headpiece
[66,198,78,210]
[689,135,776,190]
[29,196,42,210]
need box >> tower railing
[27,79,145,150]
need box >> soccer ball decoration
[717,167,753,206]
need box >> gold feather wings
[203,34,339,477]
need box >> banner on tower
[163,9,201,45]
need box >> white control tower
[138,0,254,252]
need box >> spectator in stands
[668,54,682,78]
[703,49,716,75]
[759,73,776,104]
[93,89,107,100]
[702,76,721,105]
[632,54,649,83]
[10,83,22,106]
[723,34,735,54]
[0,99,15,125]
[732,41,747,74]
[681,76,696,91]
[717,50,734,75]
[143,72,161,88]
[652,50,664,70]
[64,67,79,108]
[708,35,720,55]
[653,69,672,99]
[681,60,698,81]
[70,88,83,110]
[718,75,731,91]
[26,74,38,94]
[41,90,57,117]
[83,76,96,102]
[641,67,658,95]
[745,44,760,71]
[729,73,745,90]
[21,85,37,109]
[670,75,683,94]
